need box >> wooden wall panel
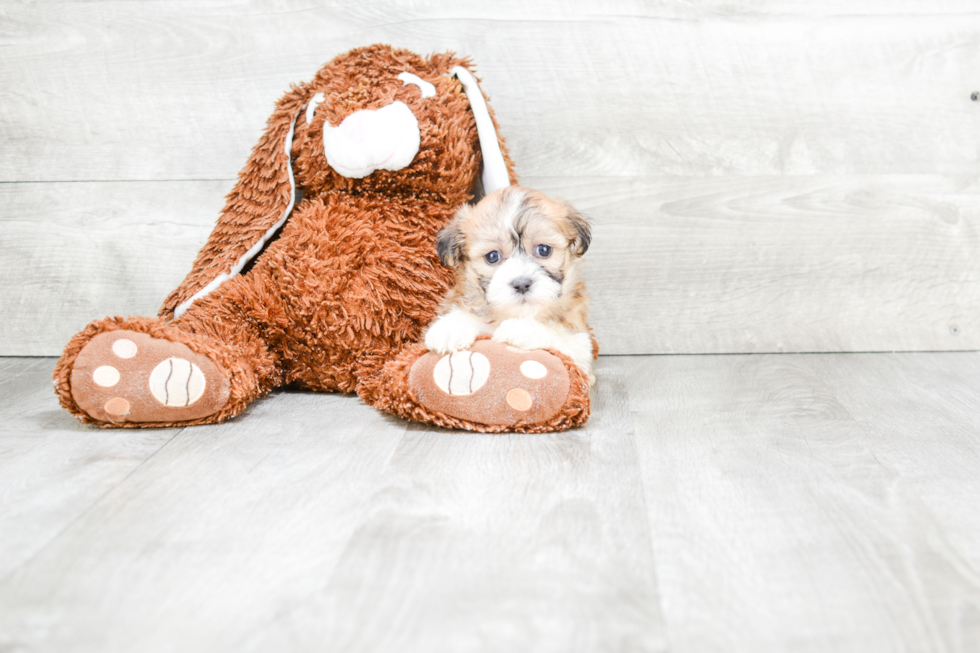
[3,175,977,355]
[544,174,980,354]
[1,2,977,181]
[0,181,226,355]
[1,1,978,355]
[4,351,980,650]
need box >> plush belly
[245,192,459,389]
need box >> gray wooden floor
[2,352,979,653]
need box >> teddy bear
[53,44,592,433]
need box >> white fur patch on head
[500,187,527,231]
[322,101,420,178]
[398,72,436,98]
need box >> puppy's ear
[437,206,469,267]
[564,203,592,256]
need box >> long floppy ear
[564,203,592,256]
[436,206,469,267]
[451,66,517,195]
[160,83,311,320]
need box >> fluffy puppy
[425,185,595,385]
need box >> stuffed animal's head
[291,45,516,205]
[164,44,516,320]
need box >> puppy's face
[437,186,591,319]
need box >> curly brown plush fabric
[53,44,591,432]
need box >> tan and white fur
[425,185,595,385]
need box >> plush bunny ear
[160,84,310,320]
[451,67,512,195]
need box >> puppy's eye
[484,251,501,264]
[535,245,552,258]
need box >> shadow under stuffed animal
[54,44,592,433]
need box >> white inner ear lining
[450,66,510,194]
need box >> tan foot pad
[70,330,230,424]
[409,340,570,427]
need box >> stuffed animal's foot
[68,330,230,425]
[360,338,590,433]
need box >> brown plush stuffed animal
[54,44,592,433]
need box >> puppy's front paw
[424,312,480,354]
[491,318,554,351]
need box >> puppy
[425,185,595,385]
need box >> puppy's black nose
[511,277,533,294]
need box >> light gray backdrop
[2,0,978,356]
